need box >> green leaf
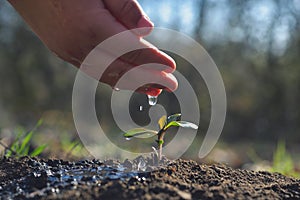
[30,144,47,157]
[167,113,181,123]
[124,128,158,139]
[10,140,19,152]
[23,146,30,156]
[158,115,167,130]
[18,131,33,155]
[271,140,296,176]
[4,119,45,158]
[164,121,198,130]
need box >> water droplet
[113,87,120,91]
[125,137,132,141]
[147,95,157,106]
[139,106,143,111]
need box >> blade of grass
[30,144,47,157]
[18,131,33,155]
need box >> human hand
[8,0,178,96]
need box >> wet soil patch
[0,156,299,199]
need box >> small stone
[176,190,192,200]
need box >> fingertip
[163,72,178,91]
[131,15,154,36]
[161,52,176,73]
[137,15,154,29]
[136,72,178,95]
[104,0,154,37]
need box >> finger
[99,58,178,92]
[63,5,178,93]
[77,14,176,73]
[58,3,175,74]
[81,52,178,94]
[119,50,176,73]
[119,39,176,73]
[98,35,176,73]
[103,0,154,36]
[113,68,178,94]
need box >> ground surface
[0,156,299,199]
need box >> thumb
[103,0,154,36]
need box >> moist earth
[0,156,299,199]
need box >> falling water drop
[147,95,158,106]
[139,106,143,111]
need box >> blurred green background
[0,0,299,169]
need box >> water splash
[137,157,146,171]
[0,158,141,199]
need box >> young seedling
[3,119,47,158]
[123,113,198,162]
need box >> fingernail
[137,15,154,28]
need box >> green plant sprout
[247,140,300,178]
[123,113,198,161]
[2,119,47,158]
[270,140,300,178]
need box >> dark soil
[0,156,299,199]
